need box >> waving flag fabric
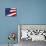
[5,8,16,16]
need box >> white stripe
[7,13,16,16]
[7,15,12,16]
[10,10,16,12]
[11,8,16,9]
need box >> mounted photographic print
[18,24,46,41]
[5,8,16,17]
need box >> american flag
[5,8,16,16]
